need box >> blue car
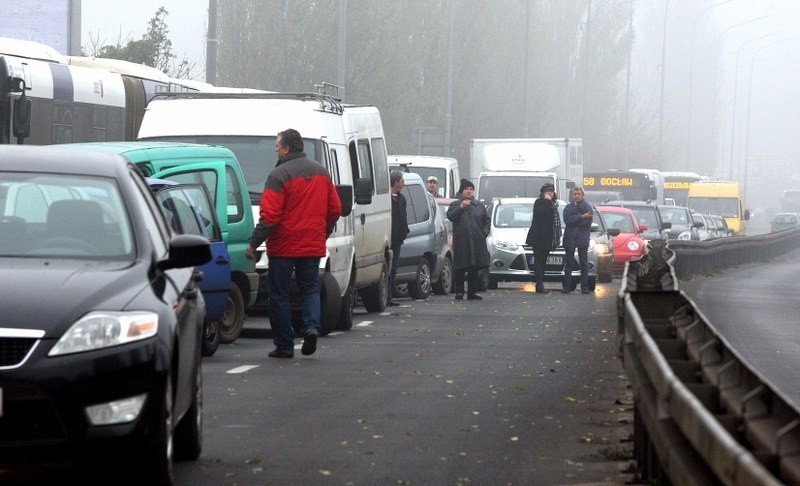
[147,178,231,357]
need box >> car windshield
[658,207,689,225]
[600,211,635,233]
[688,197,739,218]
[628,206,658,229]
[0,173,134,259]
[479,175,553,202]
[774,214,798,224]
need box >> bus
[0,36,205,145]
[686,181,749,235]
[583,170,658,202]
[662,171,706,206]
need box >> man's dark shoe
[454,293,464,300]
[386,301,400,307]
[301,330,318,356]
[467,293,482,300]
[581,289,591,294]
[268,349,294,359]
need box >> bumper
[489,246,596,283]
[0,337,168,457]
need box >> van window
[328,148,340,185]
[371,138,389,195]
[404,183,430,224]
[356,140,373,184]
[225,166,245,223]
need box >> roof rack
[148,91,344,114]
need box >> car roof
[0,145,130,177]
[597,205,635,215]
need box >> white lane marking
[356,320,373,327]
[327,331,344,336]
[226,365,259,374]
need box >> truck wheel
[219,283,245,344]
[337,274,355,331]
[319,272,341,337]
[432,256,453,295]
[408,258,431,300]
[360,260,388,312]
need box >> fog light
[85,393,147,425]
[494,261,504,268]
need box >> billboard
[0,0,75,54]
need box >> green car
[770,212,800,232]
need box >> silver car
[484,198,598,291]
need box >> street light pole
[727,31,781,180]
[337,0,347,102]
[657,0,671,159]
[443,0,454,156]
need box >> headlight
[678,231,691,240]
[627,241,640,251]
[494,240,518,251]
[594,243,610,255]
[49,311,159,356]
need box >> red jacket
[249,153,341,257]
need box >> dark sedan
[0,146,211,484]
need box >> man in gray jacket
[561,187,593,294]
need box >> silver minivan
[392,172,453,299]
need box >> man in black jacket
[388,171,409,306]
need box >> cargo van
[686,181,749,235]
[55,141,259,344]
[389,155,461,198]
[137,91,391,333]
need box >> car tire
[140,376,174,485]
[174,360,203,461]
[476,268,489,292]
[201,319,220,357]
[432,255,453,295]
[360,260,388,312]
[487,276,499,290]
[337,272,355,331]
[319,272,341,337]
[219,283,245,344]
[393,282,409,299]
[408,258,432,300]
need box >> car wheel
[337,272,355,331]
[174,360,203,461]
[219,283,245,344]
[140,376,174,485]
[487,276,499,290]
[408,258,432,300]
[393,282,409,299]
[432,256,453,295]
[201,319,220,357]
[360,260,388,312]
[319,272,341,337]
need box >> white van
[137,92,393,332]
[389,155,461,198]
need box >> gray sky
[81,0,208,79]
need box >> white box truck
[469,138,583,202]
[388,155,461,198]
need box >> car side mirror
[607,228,621,237]
[354,178,373,205]
[744,209,750,220]
[158,234,212,271]
[639,224,648,232]
[336,184,353,217]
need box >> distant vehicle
[589,208,619,283]
[469,138,582,203]
[584,190,621,205]
[629,168,665,205]
[0,145,210,483]
[662,171,706,207]
[657,205,699,240]
[686,181,749,235]
[392,172,453,299]
[483,198,597,291]
[390,155,461,198]
[596,206,647,274]
[583,170,659,203]
[599,200,671,241]
[770,212,800,232]
[689,211,717,240]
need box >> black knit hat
[540,183,555,194]
[458,179,475,194]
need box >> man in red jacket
[246,129,342,358]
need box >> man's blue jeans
[268,256,320,352]
[562,245,589,291]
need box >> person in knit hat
[446,179,490,300]
[525,182,561,294]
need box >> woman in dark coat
[525,183,561,294]
[447,179,490,300]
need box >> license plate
[547,256,562,265]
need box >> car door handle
[215,255,230,265]
[360,213,366,225]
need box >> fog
[81,0,800,212]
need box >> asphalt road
[173,281,634,485]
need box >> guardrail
[618,234,800,485]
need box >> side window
[225,166,244,224]
[357,140,373,190]
[329,149,340,184]
[405,184,430,224]
[371,138,389,195]
[130,170,169,256]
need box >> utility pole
[205,0,218,85]
[337,0,347,102]
[443,0,455,156]
[657,0,671,159]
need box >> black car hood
[0,258,150,337]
